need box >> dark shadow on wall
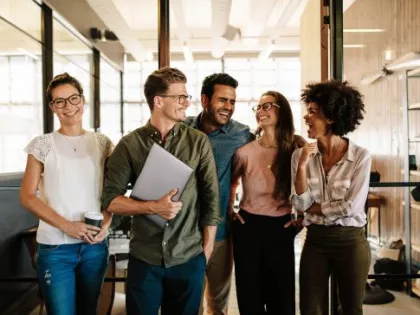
[0,173,39,315]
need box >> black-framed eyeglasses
[158,94,192,105]
[252,102,280,112]
[50,94,83,109]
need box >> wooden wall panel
[343,0,420,260]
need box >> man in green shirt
[101,67,221,315]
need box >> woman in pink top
[230,91,305,315]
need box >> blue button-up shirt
[184,114,254,241]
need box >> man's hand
[149,189,183,220]
[203,226,217,265]
[203,242,214,264]
[61,221,101,240]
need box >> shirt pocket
[307,178,321,201]
[331,179,351,200]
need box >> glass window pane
[0,0,42,41]
[124,103,142,134]
[53,18,92,73]
[100,57,121,143]
[0,21,43,173]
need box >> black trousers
[232,210,296,315]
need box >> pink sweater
[232,140,292,217]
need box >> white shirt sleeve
[24,134,52,164]
[290,148,315,211]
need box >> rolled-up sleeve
[197,136,221,227]
[321,151,372,221]
[290,148,315,211]
[101,140,132,209]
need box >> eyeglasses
[158,94,192,105]
[252,102,280,112]
[50,94,83,109]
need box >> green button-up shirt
[102,122,221,267]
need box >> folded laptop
[130,143,193,228]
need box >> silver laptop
[130,143,193,228]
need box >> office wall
[343,0,420,260]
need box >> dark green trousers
[300,225,371,315]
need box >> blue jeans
[36,241,109,315]
[126,253,207,315]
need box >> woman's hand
[61,221,101,240]
[306,203,323,215]
[284,216,303,231]
[229,206,245,224]
[84,227,109,244]
[299,143,318,167]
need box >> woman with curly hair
[230,91,305,314]
[291,81,371,315]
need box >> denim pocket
[38,244,60,252]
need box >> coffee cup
[84,212,104,228]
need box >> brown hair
[46,72,83,104]
[144,67,187,111]
[256,91,305,199]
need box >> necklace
[60,131,86,152]
[258,139,278,149]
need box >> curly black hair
[200,73,238,100]
[300,80,365,136]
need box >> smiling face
[304,102,332,139]
[202,84,236,127]
[255,94,279,128]
[158,82,190,123]
[50,84,84,127]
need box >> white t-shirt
[25,131,113,245]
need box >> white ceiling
[109,0,306,57]
[0,0,359,62]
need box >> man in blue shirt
[185,73,254,314]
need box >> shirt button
[163,241,166,246]
[166,223,169,227]
[158,140,162,144]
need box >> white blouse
[25,131,113,245]
[291,140,371,227]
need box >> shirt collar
[193,112,231,134]
[144,120,181,140]
[315,138,355,163]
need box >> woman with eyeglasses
[20,72,113,314]
[229,91,305,314]
[292,81,371,315]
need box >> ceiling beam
[86,0,148,62]
[240,0,277,47]
[258,0,303,60]
[171,0,194,64]
[211,0,238,58]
